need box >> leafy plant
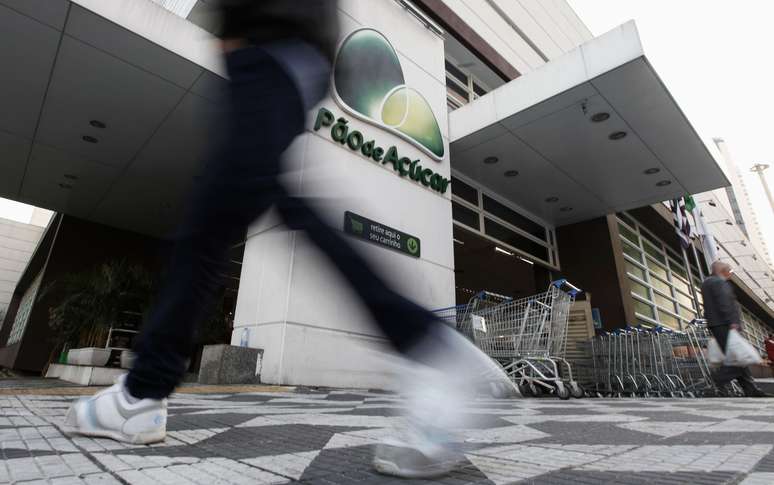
[46,260,154,349]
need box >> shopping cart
[588,321,722,398]
[434,290,512,339]
[433,290,514,398]
[469,280,583,400]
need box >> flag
[692,205,719,266]
[670,198,692,249]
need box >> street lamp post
[750,163,774,215]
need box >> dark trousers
[708,324,758,392]
[126,44,437,399]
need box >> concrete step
[45,363,125,386]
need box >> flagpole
[691,244,705,281]
[682,244,703,323]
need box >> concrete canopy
[449,21,730,227]
[0,0,225,237]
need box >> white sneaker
[373,324,519,478]
[63,375,167,444]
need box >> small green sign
[344,211,421,258]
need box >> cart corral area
[3,384,774,484]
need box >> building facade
[0,209,51,315]
[0,0,772,385]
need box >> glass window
[618,223,639,245]
[634,299,656,319]
[622,241,643,263]
[672,275,690,295]
[445,60,468,85]
[625,260,646,280]
[617,212,637,229]
[675,290,694,309]
[617,211,703,330]
[452,201,479,230]
[679,305,697,320]
[643,241,666,264]
[446,78,469,104]
[483,195,546,240]
[484,218,549,261]
[629,278,650,299]
[640,230,663,251]
[473,82,487,97]
[451,177,478,205]
[654,291,676,312]
[647,259,669,280]
[650,275,671,295]
[658,310,680,329]
[636,318,656,329]
[669,259,688,279]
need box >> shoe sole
[61,425,166,445]
[372,457,459,479]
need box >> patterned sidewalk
[3,385,774,484]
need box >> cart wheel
[555,382,571,400]
[569,382,584,399]
[530,383,544,397]
[518,383,533,397]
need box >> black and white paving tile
[3,389,774,484]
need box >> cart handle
[551,279,582,296]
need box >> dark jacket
[217,0,340,60]
[701,275,741,328]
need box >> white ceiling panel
[0,0,69,31]
[19,143,121,219]
[591,58,727,195]
[0,130,31,198]
[35,35,186,168]
[512,94,683,207]
[452,132,607,225]
[450,21,728,227]
[91,91,226,234]
[66,4,203,89]
[0,4,61,139]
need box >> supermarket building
[0,0,772,387]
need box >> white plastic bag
[724,329,762,367]
[707,338,725,365]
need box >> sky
[568,0,774,258]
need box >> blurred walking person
[63,0,516,478]
[702,261,766,397]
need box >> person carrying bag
[702,261,766,397]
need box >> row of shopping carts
[433,280,583,400]
[578,320,736,398]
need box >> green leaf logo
[333,29,445,160]
[407,237,419,255]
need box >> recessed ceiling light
[82,135,98,144]
[559,206,573,212]
[89,120,106,129]
[545,196,559,203]
[504,170,519,177]
[591,112,610,122]
[644,168,660,175]
[63,174,78,180]
[609,131,627,140]
[58,183,73,189]
[656,180,671,187]
[484,156,499,164]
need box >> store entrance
[453,225,551,304]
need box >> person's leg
[126,45,306,399]
[709,325,738,389]
[64,44,309,443]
